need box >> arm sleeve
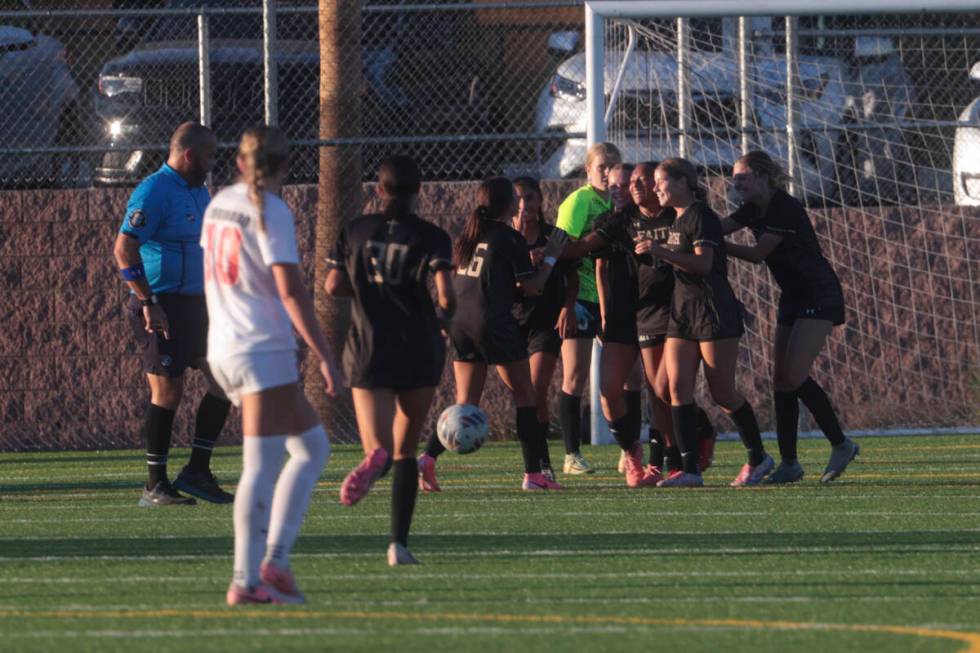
[119,180,164,244]
[691,205,723,250]
[428,228,454,271]
[511,232,535,280]
[555,191,589,239]
[257,201,300,266]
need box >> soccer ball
[436,404,489,455]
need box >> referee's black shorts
[126,293,207,377]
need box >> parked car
[0,21,83,187]
[94,0,491,185]
[952,61,980,206]
[535,19,914,204]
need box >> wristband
[120,264,145,281]
[542,256,557,267]
[139,294,159,307]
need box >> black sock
[730,401,766,466]
[624,389,642,444]
[609,413,637,452]
[664,445,682,472]
[558,392,582,455]
[390,458,419,547]
[670,403,699,474]
[774,390,800,462]
[516,406,541,473]
[649,429,665,470]
[795,377,846,446]
[144,403,176,487]
[424,434,446,459]
[186,393,231,473]
[695,406,715,441]
[538,421,552,469]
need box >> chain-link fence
[0,0,589,188]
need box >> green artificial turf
[1,435,979,653]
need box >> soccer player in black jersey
[419,177,568,491]
[511,177,580,480]
[722,151,859,484]
[635,158,773,487]
[325,155,456,565]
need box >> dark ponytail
[455,177,514,268]
[378,154,421,221]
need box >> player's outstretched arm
[725,232,782,264]
[273,262,342,395]
[520,227,569,295]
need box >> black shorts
[521,323,561,357]
[600,312,638,346]
[452,319,528,365]
[777,295,846,327]
[127,293,207,377]
[636,305,670,342]
[667,297,744,342]
[345,333,447,391]
[638,333,667,348]
[567,301,600,340]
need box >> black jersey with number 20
[327,213,453,389]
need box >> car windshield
[145,0,262,42]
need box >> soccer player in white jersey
[202,126,341,605]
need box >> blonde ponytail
[238,126,289,232]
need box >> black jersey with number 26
[327,213,452,389]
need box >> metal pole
[604,24,637,127]
[197,12,211,127]
[738,16,750,155]
[585,2,605,145]
[785,15,800,195]
[677,17,691,159]
[263,0,279,126]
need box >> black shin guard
[144,403,176,487]
[390,459,419,547]
[424,433,447,459]
[624,389,642,443]
[774,390,800,462]
[648,429,665,470]
[730,401,766,466]
[795,377,846,446]
[558,392,582,455]
[670,403,700,474]
[187,392,231,473]
[538,421,552,469]
[516,407,542,473]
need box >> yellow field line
[2,609,978,651]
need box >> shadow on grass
[2,530,978,560]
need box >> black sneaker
[138,480,197,507]
[173,466,234,504]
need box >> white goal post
[580,0,980,438]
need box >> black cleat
[139,480,197,507]
[173,466,234,504]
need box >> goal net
[582,1,980,434]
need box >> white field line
[5,567,980,585]
[2,543,979,562]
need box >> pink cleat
[731,454,775,487]
[226,583,275,606]
[417,453,441,492]
[522,472,564,491]
[260,561,306,604]
[624,442,659,488]
[644,465,663,485]
[340,448,390,506]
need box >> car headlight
[99,75,143,97]
[549,74,586,101]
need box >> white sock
[265,424,331,569]
[233,435,286,588]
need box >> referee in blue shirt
[112,122,233,507]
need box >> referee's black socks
[795,377,846,446]
[774,390,800,462]
[670,403,699,474]
[144,403,176,488]
[516,406,542,474]
[186,393,231,473]
[730,401,766,466]
[558,392,582,455]
[390,458,418,547]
